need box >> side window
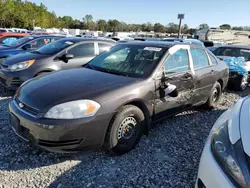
[164,49,189,74]
[68,43,95,57]
[30,38,52,48]
[190,48,209,69]
[98,43,112,54]
[208,53,218,65]
[0,36,18,44]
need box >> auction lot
[0,86,248,188]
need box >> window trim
[66,41,96,59]
[97,42,113,55]
[190,47,210,71]
[207,52,218,66]
[163,48,191,75]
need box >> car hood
[0,45,13,51]
[2,52,48,66]
[17,68,138,111]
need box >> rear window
[214,47,250,60]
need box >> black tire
[234,75,248,91]
[103,105,144,155]
[203,82,222,109]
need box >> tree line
[0,0,249,33]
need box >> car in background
[0,32,28,45]
[183,39,205,47]
[0,35,64,64]
[9,42,228,155]
[161,37,183,42]
[213,45,250,90]
[207,41,227,52]
[0,38,115,90]
[196,96,250,188]
[134,37,161,41]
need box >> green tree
[199,23,209,30]
[219,24,231,30]
[154,23,165,33]
[96,19,107,31]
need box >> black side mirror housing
[22,44,32,50]
[60,54,74,63]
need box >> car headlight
[9,60,35,72]
[211,120,250,187]
[44,100,100,119]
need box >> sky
[29,0,249,28]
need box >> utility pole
[177,14,185,38]
[32,19,35,30]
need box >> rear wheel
[203,82,222,109]
[103,105,144,155]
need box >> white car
[196,96,250,188]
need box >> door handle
[181,76,192,81]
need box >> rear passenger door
[62,42,96,69]
[190,48,216,105]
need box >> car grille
[10,77,21,86]
[19,125,30,140]
[15,97,39,116]
[38,139,82,147]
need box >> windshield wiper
[98,68,129,77]
[84,64,96,70]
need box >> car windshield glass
[88,44,167,78]
[35,40,74,55]
[214,47,250,60]
[6,36,32,47]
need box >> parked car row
[1,36,249,187]
[0,38,228,155]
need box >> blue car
[213,45,250,91]
[0,35,64,64]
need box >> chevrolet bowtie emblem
[19,103,24,108]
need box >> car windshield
[214,47,250,60]
[6,36,32,47]
[35,40,74,55]
[88,44,167,78]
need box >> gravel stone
[0,86,249,188]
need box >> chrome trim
[13,99,37,118]
[11,126,29,142]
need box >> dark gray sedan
[0,37,115,90]
[9,42,229,155]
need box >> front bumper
[196,134,235,188]
[0,69,27,90]
[9,99,113,152]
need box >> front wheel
[203,82,222,109]
[103,105,144,155]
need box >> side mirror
[60,53,74,63]
[164,83,178,97]
[22,44,32,50]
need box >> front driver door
[154,47,194,119]
[62,42,96,69]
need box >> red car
[0,32,28,45]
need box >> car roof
[218,45,250,49]
[57,37,116,43]
[29,35,65,38]
[118,41,201,48]
[0,32,28,36]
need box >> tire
[203,82,222,109]
[234,75,248,91]
[103,105,144,155]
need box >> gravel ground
[0,86,249,188]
